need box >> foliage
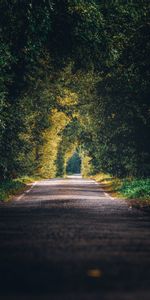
[0,179,26,201]
[93,173,150,201]
[38,109,70,178]
[81,152,93,178]
[0,175,42,202]
[66,152,81,174]
[0,0,150,183]
[78,1,150,178]
[119,179,150,200]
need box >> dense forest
[0,0,150,182]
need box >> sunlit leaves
[39,109,70,178]
[57,89,78,107]
[0,0,150,179]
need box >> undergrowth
[92,173,150,201]
[0,175,41,202]
[119,179,150,200]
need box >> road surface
[0,175,150,300]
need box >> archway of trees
[0,1,150,181]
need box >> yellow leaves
[81,153,92,177]
[38,109,71,178]
[92,173,112,186]
[57,89,78,107]
[69,2,98,17]
[50,109,70,132]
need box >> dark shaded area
[1,2,150,180]
[66,152,81,174]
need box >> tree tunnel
[66,152,81,175]
[1,0,149,180]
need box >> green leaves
[0,0,150,180]
[119,179,150,199]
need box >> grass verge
[0,175,42,202]
[92,173,150,206]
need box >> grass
[92,173,150,204]
[0,175,42,202]
[1,173,150,205]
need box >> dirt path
[0,175,150,299]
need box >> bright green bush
[0,179,25,201]
[119,179,150,199]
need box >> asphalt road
[0,175,150,300]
